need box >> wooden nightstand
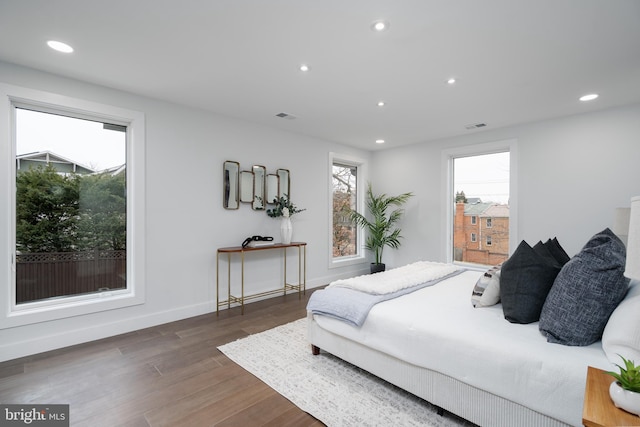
[583,366,640,427]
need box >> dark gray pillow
[539,228,630,346]
[545,237,570,266]
[500,240,562,324]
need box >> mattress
[312,270,612,426]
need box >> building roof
[481,204,510,218]
[16,151,95,174]
[464,202,493,216]
[464,202,509,218]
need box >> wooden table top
[583,366,640,427]
[217,241,307,253]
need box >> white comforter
[313,270,612,426]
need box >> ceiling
[1,0,639,151]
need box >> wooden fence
[16,250,126,303]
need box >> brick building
[454,200,509,265]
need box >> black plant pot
[370,263,386,274]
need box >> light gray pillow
[539,228,629,346]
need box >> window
[445,141,516,267]
[1,84,146,328]
[329,153,366,267]
[15,109,127,304]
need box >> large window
[0,84,146,328]
[329,153,366,267]
[15,108,127,304]
[446,142,516,267]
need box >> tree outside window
[332,163,358,258]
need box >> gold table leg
[241,251,245,314]
[216,252,219,316]
[227,253,231,310]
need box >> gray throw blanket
[307,269,464,327]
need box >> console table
[216,242,306,314]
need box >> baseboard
[0,302,213,363]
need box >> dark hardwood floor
[0,291,324,427]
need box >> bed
[307,231,640,427]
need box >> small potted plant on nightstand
[607,354,640,416]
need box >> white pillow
[602,279,640,365]
[471,267,501,308]
[479,270,501,307]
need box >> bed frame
[307,312,570,427]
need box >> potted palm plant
[349,184,413,274]
[607,354,640,416]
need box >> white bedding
[328,261,462,294]
[313,270,612,426]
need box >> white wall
[0,61,371,361]
[372,102,640,267]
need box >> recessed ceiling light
[371,20,389,32]
[375,139,385,144]
[377,101,385,107]
[47,40,74,53]
[579,93,599,102]
[447,78,456,85]
[299,64,310,72]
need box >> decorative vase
[280,217,292,245]
[609,381,640,416]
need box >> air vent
[275,112,297,120]
[465,123,487,130]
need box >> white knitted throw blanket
[328,261,462,295]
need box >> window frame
[0,84,146,329]
[328,152,367,268]
[441,139,518,265]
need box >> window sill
[329,255,367,269]
[2,289,144,329]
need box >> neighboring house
[101,163,126,176]
[454,200,509,265]
[16,151,95,175]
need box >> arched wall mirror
[252,165,266,210]
[239,170,254,203]
[277,169,290,198]
[223,161,239,209]
[266,174,279,204]
[222,162,292,210]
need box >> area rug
[218,318,474,427]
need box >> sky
[16,108,126,171]
[454,151,510,204]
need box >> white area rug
[218,318,474,427]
